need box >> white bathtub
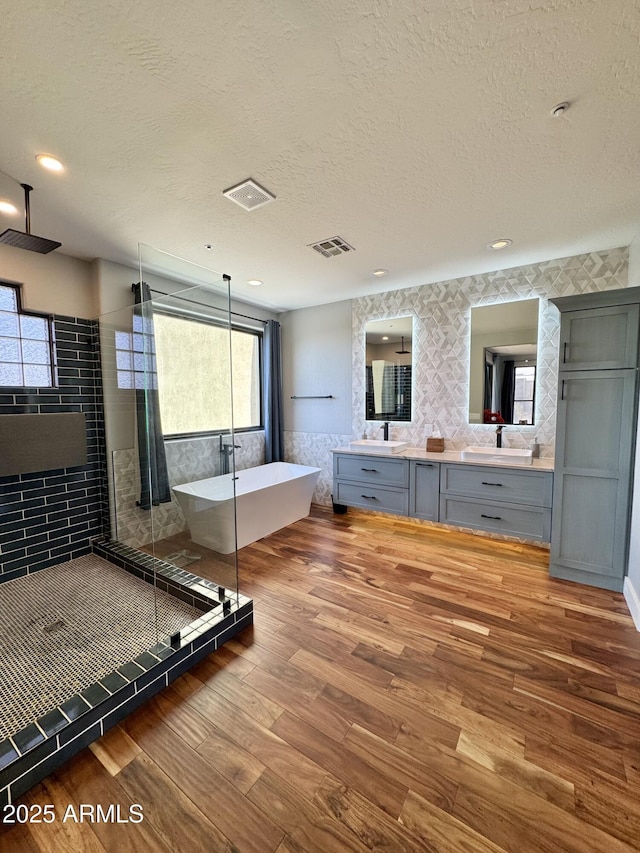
[172,462,321,554]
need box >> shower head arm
[20,184,33,234]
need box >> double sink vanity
[354,285,640,592]
[333,440,554,543]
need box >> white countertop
[332,446,554,472]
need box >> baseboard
[623,576,640,632]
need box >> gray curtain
[263,319,284,463]
[500,359,516,424]
[133,282,171,510]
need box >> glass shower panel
[138,244,239,604]
[97,296,160,642]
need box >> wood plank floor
[3,505,640,852]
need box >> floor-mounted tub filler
[172,461,322,553]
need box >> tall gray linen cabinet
[549,287,640,592]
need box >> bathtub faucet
[219,435,241,475]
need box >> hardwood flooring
[3,505,640,852]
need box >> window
[0,282,55,387]
[115,313,157,391]
[152,311,262,436]
[513,363,536,425]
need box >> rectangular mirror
[365,317,413,422]
[469,298,539,425]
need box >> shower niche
[0,245,252,805]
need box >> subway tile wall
[0,316,107,582]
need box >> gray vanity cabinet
[439,463,552,541]
[333,451,552,540]
[550,288,640,591]
[333,453,410,515]
[409,460,440,521]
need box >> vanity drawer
[439,496,551,542]
[333,453,409,487]
[334,481,409,515]
[440,464,553,508]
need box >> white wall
[281,300,352,435]
[624,233,640,629]
[0,244,95,317]
[280,300,353,504]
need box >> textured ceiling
[0,0,639,311]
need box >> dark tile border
[92,538,227,612]
[0,542,252,804]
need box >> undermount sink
[348,439,408,455]
[461,445,533,466]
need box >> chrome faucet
[496,425,504,448]
[380,421,390,441]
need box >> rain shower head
[0,184,61,254]
[395,336,410,354]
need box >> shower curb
[0,542,252,805]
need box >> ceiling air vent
[308,236,355,258]
[222,178,275,211]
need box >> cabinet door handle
[563,341,568,363]
[360,467,378,472]
[481,481,503,486]
[481,514,502,520]
[561,378,565,400]
[361,494,378,500]
[416,463,434,467]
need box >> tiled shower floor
[0,555,202,741]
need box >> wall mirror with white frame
[365,316,413,422]
[468,298,539,425]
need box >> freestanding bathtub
[172,461,321,554]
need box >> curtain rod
[138,284,269,324]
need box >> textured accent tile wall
[352,247,629,455]
[284,431,351,505]
[0,317,108,582]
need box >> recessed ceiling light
[488,238,512,250]
[373,269,388,276]
[247,279,263,286]
[36,154,64,172]
[382,336,389,341]
[0,200,18,215]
